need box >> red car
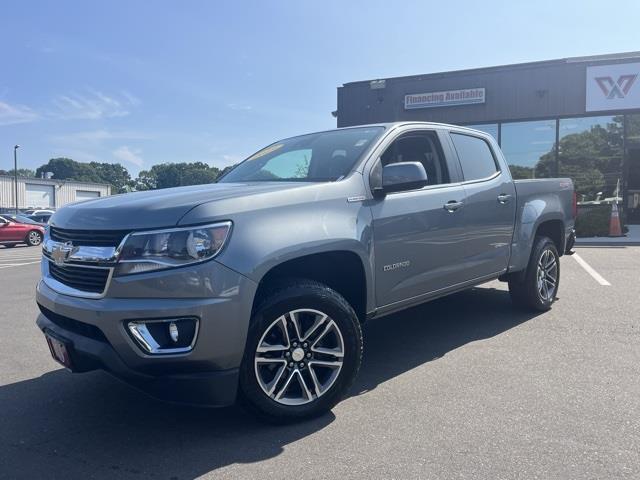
[0,214,45,247]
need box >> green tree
[134,162,221,190]
[508,164,534,180]
[536,118,624,200]
[0,168,35,177]
[35,158,132,193]
[89,162,133,193]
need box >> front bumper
[35,259,258,407]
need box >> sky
[1,0,639,177]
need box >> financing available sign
[586,63,640,112]
[404,87,485,110]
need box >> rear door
[448,131,516,279]
[369,128,469,307]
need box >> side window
[380,132,450,185]
[450,133,498,181]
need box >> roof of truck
[337,121,485,133]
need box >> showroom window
[558,116,623,204]
[500,120,556,180]
[626,114,640,223]
[464,123,499,142]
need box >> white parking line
[0,254,42,260]
[0,261,40,269]
[572,253,611,286]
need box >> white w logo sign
[595,74,638,99]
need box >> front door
[370,130,469,307]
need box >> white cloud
[227,103,252,111]
[0,101,39,126]
[121,90,141,107]
[113,145,144,167]
[48,149,101,163]
[49,129,152,146]
[52,89,140,120]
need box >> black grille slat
[38,304,108,343]
[49,262,110,293]
[50,227,129,247]
[48,268,107,282]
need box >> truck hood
[50,182,308,230]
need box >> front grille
[49,262,110,294]
[38,304,108,343]
[50,227,129,247]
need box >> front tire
[26,230,43,247]
[509,236,560,311]
[239,279,362,423]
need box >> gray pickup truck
[36,122,575,421]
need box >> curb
[575,239,640,247]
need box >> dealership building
[0,175,111,211]
[337,51,640,224]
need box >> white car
[23,209,55,216]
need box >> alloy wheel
[254,309,345,406]
[29,231,42,246]
[536,249,558,302]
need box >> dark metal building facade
[337,52,640,224]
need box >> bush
[575,205,627,237]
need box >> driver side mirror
[381,162,428,194]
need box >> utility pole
[13,145,20,214]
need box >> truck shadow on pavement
[0,286,542,479]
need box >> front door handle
[497,193,512,204]
[444,200,464,212]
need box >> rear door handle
[444,200,464,212]
[497,194,512,204]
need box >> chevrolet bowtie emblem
[51,241,76,266]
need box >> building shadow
[0,286,541,479]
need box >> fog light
[127,318,198,355]
[169,322,179,343]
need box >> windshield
[9,215,41,225]
[218,127,384,183]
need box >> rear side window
[450,133,498,181]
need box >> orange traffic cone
[609,202,623,237]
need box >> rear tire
[239,279,362,423]
[26,230,42,247]
[4,243,16,248]
[509,236,560,311]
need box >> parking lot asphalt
[0,245,638,480]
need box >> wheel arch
[535,218,565,255]
[251,250,370,323]
[505,213,565,282]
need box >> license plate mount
[45,331,74,370]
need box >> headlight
[115,222,232,276]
